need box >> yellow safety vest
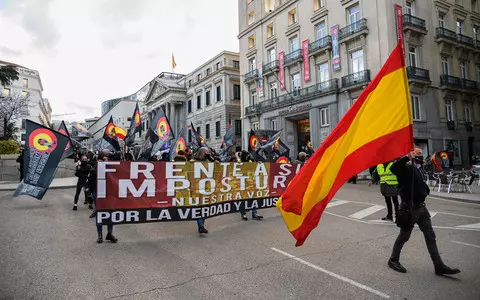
[377,163,398,185]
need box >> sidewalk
[429,190,480,204]
[0,177,77,191]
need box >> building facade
[238,0,480,166]
[0,60,52,144]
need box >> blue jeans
[196,219,205,228]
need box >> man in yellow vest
[377,161,399,221]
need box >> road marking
[349,205,385,219]
[427,196,480,205]
[327,200,350,208]
[271,247,390,299]
[430,212,438,218]
[324,212,371,224]
[456,223,480,229]
[451,241,480,249]
[438,212,480,219]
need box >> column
[309,107,320,149]
[223,77,227,103]
[310,56,317,85]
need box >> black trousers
[390,205,444,268]
[73,179,87,205]
[384,196,399,218]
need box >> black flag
[103,116,121,151]
[125,102,142,146]
[14,120,69,200]
[71,122,91,139]
[57,121,74,161]
[150,107,175,157]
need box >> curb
[0,184,77,192]
[429,193,480,205]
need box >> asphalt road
[0,182,479,300]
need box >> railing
[341,70,370,88]
[406,66,430,81]
[466,122,473,132]
[244,69,258,81]
[339,18,368,39]
[402,14,426,30]
[262,60,279,73]
[284,49,303,64]
[457,34,475,47]
[461,78,477,90]
[435,27,457,42]
[447,120,455,130]
[309,35,332,53]
[440,74,461,88]
[245,79,339,115]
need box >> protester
[124,152,134,161]
[193,147,210,234]
[16,148,24,182]
[293,152,307,164]
[73,155,92,211]
[377,161,399,221]
[238,150,263,221]
[387,147,460,275]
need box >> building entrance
[297,118,310,153]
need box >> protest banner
[96,161,300,225]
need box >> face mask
[414,155,424,165]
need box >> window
[249,57,256,71]
[320,107,330,127]
[215,121,221,137]
[405,1,415,15]
[438,14,445,28]
[21,119,26,129]
[248,34,255,48]
[216,86,222,102]
[197,94,202,109]
[252,122,259,131]
[251,90,257,105]
[408,46,417,67]
[206,68,211,76]
[21,134,26,141]
[265,0,275,12]
[188,80,192,87]
[460,62,467,79]
[205,90,210,106]
[441,56,450,75]
[477,65,480,81]
[445,139,461,164]
[205,124,210,139]
[314,0,325,11]
[473,0,478,12]
[21,91,27,97]
[233,84,241,100]
[267,48,276,63]
[289,36,299,52]
[197,74,201,81]
[318,63,329,82]
[188,129,193,143]
[269,82,278,98]
[288,8,297,25]
[196,127,201,136]
[348,5,361,25]
[270,119,278,130]
[316,22,327,40]
[2,88,10,97]
[216,62,221,70]
[188,99,192,113]
[474,26,479,41]
[445,100,455,121]
[465,103,472,122]
[235,120,242,136]
[233,60,240,69]
[411,94,421,121]
[23,78,28,88]
[456,19,464,34]
[267,23,274,38]
[292,73,301,95]
[248,11,255,25]
[350,49,364,73]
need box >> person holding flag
[124,102,142,146]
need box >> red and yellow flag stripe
[276,43,413,246]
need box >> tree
[0,65,19,86]
[0,92,31,140]
[4,121,20,140]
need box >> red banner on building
[395,5,405,56]
[302,40,310,82]
[279,52,285,91]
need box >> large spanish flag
[276,42,413,246]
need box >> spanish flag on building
[276,42,414,246]
[172,53,177,69]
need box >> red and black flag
[103,116,121,151]
[169,128,186,161]
[150,107,175,157]
[57,120,74,161]
[125,102,142,146]
[14,120,69,200]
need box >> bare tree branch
[0,91,32,124]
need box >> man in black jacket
[388,147,460,276]
[73,154,92,211]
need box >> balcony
[262,60,279,75]
[341,70,371,89]
[402,14,427,34]
[447,120,455,131]
[461,78,478,91]
[435,27,457,44]
[339,18,368,41]
[466,121,473,132]
[440,75,462,90]
[309,35,332,55]
[244,79,339,116]
[457,34,475,48]
[284,49,303,66]
[244,69,258,83]
[406,66,431,84]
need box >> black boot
[105,233,118,243]
[97,236,103,243]
[382,215,393,221]
[388,258,407,273]
[241,214,248,221]
[435,265,460,276]
[252,214,263,220]
[198,226,208,234]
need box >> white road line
[271,247,390,299]
[456,223,480,229]
[349,205,385,220]
[327,200,350,208]
[451,241,480,249]
[324,212,371,224]
[429,212,438,219]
